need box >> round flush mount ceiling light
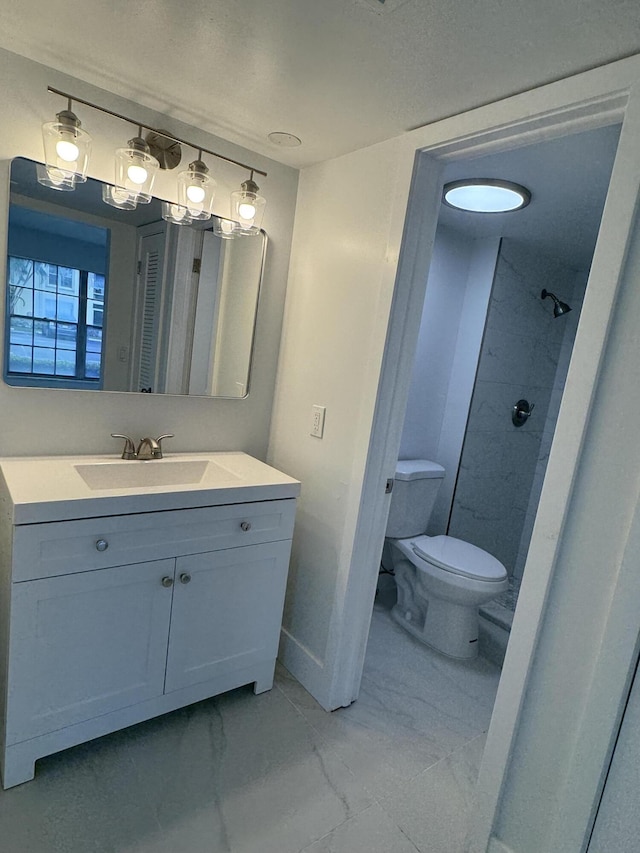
[443,179,531,213]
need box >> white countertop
[0,452,301,524]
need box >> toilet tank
[385,459,445,539]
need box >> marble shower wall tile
[476,327,535,386]
[449,240,585,573]
[466,381,526,433]
[513,269,588,577]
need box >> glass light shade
[35,161,78,192]
[177,160,216,220]
[230,178,266,235]
[442,179,531,213]
[40,110,91,188]
[102,184,138,210]
[161,202,193,225]
[213,217,237,239]
[114,138,159,204]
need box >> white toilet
[386,459,508,659]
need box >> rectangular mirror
[5,158,267,397]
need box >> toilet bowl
[385,460,508,659]
[388,533,508,658]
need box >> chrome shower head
[541,289,572,318]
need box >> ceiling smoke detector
[268,132,302,148]
[357,0,413,11]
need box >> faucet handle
[111,434,137,460]
[155,434,174,459]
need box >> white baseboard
[279,626,332,709]
[487,838,515,853]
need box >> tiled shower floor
[480,575,521,630]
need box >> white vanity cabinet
[0,453,300,789]
[7,558,175,746]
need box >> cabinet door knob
[161,576,174,588]
[240,521,252,532]
[179,573,191,585]
[95,539,109,552]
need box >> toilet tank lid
[395,460,445,481]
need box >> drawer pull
[240,521,252,532]
[179,573,191,585]
[95,539,109,552]
[161,576,174,588]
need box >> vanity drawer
[11,499,297,582]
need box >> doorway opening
[379,122,621,665]
[353,120,621,845]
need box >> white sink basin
[75,459,214,490]
[0,451,301,524]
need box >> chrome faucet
[111,434,136,460]
[111,433,174,460]
[136,436,161,459]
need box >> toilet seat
[411,535,506,582]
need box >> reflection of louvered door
[135,231,165,393]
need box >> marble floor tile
[0,684,371,853]
[379,733,487,853]
[277,604,500,799]
[299,803,420,853]
[120,685,372,853]
[0,728,161,853]
[0,603,500,853]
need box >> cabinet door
[6,559,175,744]
[164,541,291,693]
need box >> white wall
[269,136,409,689]
[0,47,298,458]
[399,225,473,462]
[435,238,500,533]
[587,651,640,851]
[397,227,499,534]
[268,53,640,853]
[490,202,640,853]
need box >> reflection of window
[6,257,105,385]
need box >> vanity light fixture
[442,179,531,213]
[40,101,92,190]
[102,184,139,210]
[161,201,193,225]
[39,86,268,229]
[231,174,266,235]
[177,154,216,220]
[213,217,237,239]
[113,128,159,204]
[35,162,76,192]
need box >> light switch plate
[310,405,326,438]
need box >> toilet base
[390,596,480,659]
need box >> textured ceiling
[0,0,638,167]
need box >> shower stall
[447,237,586,658]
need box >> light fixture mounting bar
[47,86,267,178]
